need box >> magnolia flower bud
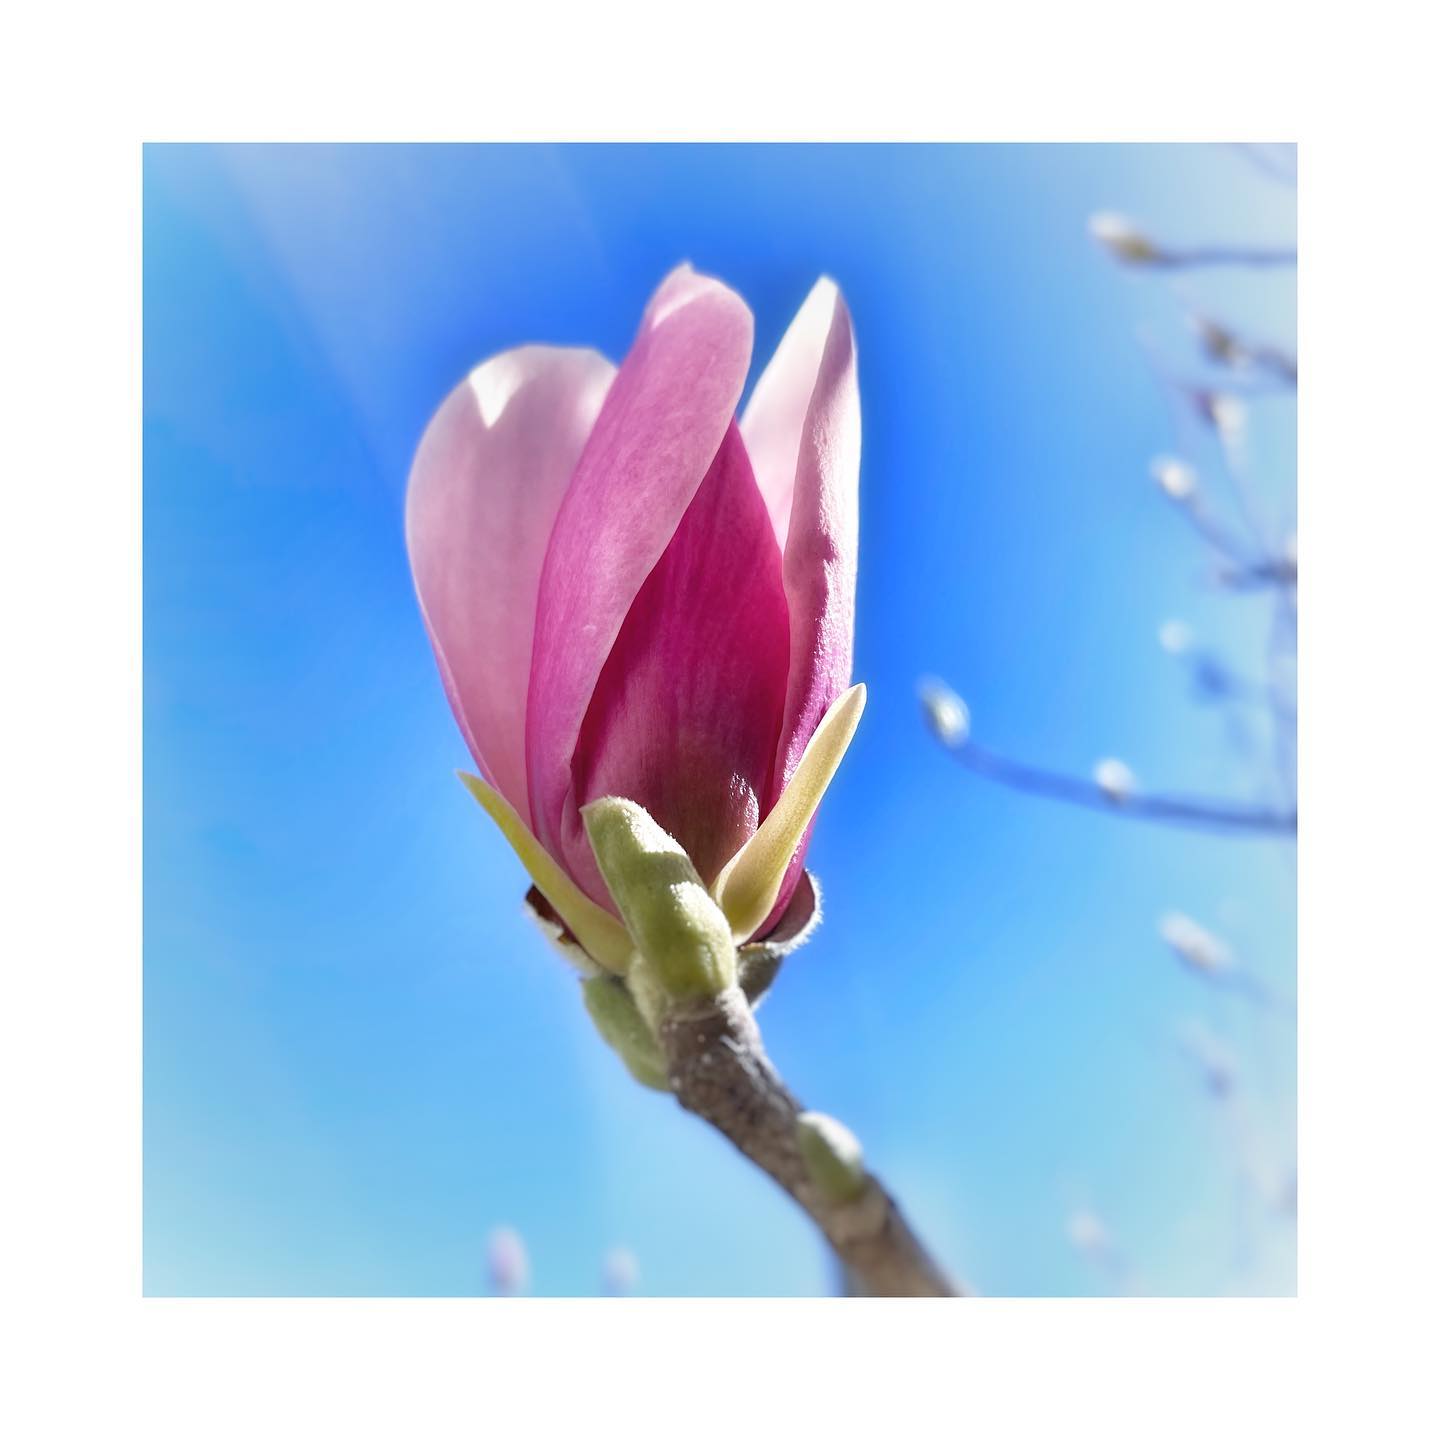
[1159,912,1233,975]
[1093,758,1137,804]
[918,677,970,747]
[582,797,737,1002]
[486,1226,529,1296]
[409,267,860,968]
[796,1110,868,1204]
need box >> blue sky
[144,144,1296,1296]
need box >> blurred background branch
[924,151,1298,847]
[919,686,1297,836]
[1090,211,1297,271]
[921,143,1297,1295]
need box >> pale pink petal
[741,280,861,931]
[406,345,615,824]
[527,266,755,863]
[743,278,861,798]
[564,424,790,901]
[741,278,847,551]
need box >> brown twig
[659,987,962,1297]
[1145,244,1297,271]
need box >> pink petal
[406,345,615,825]
[527,266,755,866]
[566,424,790,899]
[742,278,861,801]
[741,280,861,931]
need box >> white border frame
[8,2,1439,1432]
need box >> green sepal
[581,797,736,1002]
[713,684,865,943]
[458,772,633,974]
[581,976,669,1092]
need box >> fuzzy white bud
[1160,912,1233,975]
[918,678,970,747]
[1088,212,1162,265]
[1151,455,1197,503]
[1093,758,1137,804]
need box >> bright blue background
[144,144,1296,1296]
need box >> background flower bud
[1093,758,1137,804]
[1150,455,1198,503]
[1159,912,1233,975]
[1088,211,1163,266]
[485,1226,530,1297]
[918,677,971,747]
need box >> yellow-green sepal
[712,684,866,943]
[458,772,634,975]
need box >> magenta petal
[406,345,615,824]
[742,278,862,802]
[563,424,791,900]
[527,266,755,863]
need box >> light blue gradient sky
[144,144,1296,1296]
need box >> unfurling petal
[741,280,861,928]
[527,266,755,869]
[406,346,615,824]
[565,424,791,899]
[742,279,861,798]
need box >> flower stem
[659,987,962,1297]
